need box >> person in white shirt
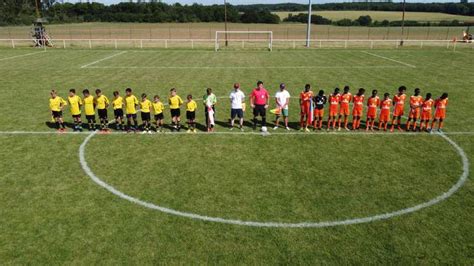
[274,83,291,130]
[229,83,245,131]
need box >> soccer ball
[261,126,268,132]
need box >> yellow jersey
[83,95,95,116]
[152,101,164,114]
[68,95,82,115]
[96,95,109,110]
[112,96,123,110]
[125,95,139,114]
[169,95,183,109]
[49,97,67,112]
[186,100,197,112]
[140,99,152,113]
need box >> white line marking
[80,51,127,69]
[0,50,46,62]
[85,65,403,70]
[362,51,416,68]
[1,130,474,136]
[79,132,470,228]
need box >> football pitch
[0,47,473,263]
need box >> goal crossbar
[215,31,273,51]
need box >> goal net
[215,31,273,51]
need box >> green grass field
[0,47,473,263]
[274,10,474,22]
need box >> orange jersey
[352,94,365,116]
[408,95,423,119]
[410,95,423,108]
[300,91,313,106]
[393,93,407,117]
[367,96,380,118]
[329,94,340,115]
[422,99,435,112]
[434,98,448,119]
[300,91,314,115]
[421,99,434,120]
[379,98,392,122]
[339,93,352,116]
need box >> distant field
[0,22,467,41]
[274,11,474,22]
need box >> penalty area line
[84,65,404,70]
[362,51,416,68]
[80,51,127,69]
[0,50,46,62]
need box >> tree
[356,15,372,26]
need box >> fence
[0,24,467,41]
[1,38,473,51]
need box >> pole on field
[400,0,406,46]
[306,0,312,48]
[224,0,228,47]
[34,0,41,18]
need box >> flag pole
[400,0,406,46]
[224,0,229,47]
[306,0,312,48]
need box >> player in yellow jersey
[139,93,153,134]
[49,90,67,132]
[124,88,139,132]
[82,89,96,131]
[95,89,110,132]
[67,89,83,132]
[152,95,165,132]
[168,88,183,131]
[112,91,124,131]
[186,94,198,133]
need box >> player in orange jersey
[420,93,434,132]
[327,88,340,131]
[366,90,380,131]
[299,84,314,131]
[351,88,365,130]
[390,86,407,132]
[406,88,423,131]
[430,93,449,133]
[378,93,392,131]
[337,86,352,131]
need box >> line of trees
[237,2,474,16]
[1,1,471,26]
[284,13,472,27]
[0,1,280,26]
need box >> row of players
[48,81,449,133]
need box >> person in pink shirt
[250,80,270,131]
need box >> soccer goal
[215,31,273,51]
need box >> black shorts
[186,111,196,120]
[114,109,124,118]
[253,105,266,117]
[52,111,62,118]
[126,113,137,119]
[72,114,81,119]
[231,109,243,119]
[170,108,180,118]
[154,113,164,121]
[98,109,108,119]
[141,112,151,121]
[86,115,95,121]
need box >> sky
[62,0,467,4]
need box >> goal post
[215,31,273,51]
